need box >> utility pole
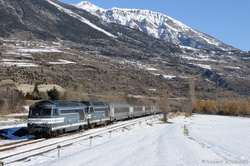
[186,77,195,117]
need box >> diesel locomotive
[27,100,159,138]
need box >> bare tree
[159,92,170,123]
[0,89,25,114]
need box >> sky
[59,0,250,51]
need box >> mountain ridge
[76,1,236,51]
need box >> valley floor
[2,114,250,166]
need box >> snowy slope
[2,114,249,166]
[46,0,117,38]
[76,1,235,51]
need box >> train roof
[108,103,153,108]
[81,101,109,107]
[108,103,132,108]
[30,100,87,109]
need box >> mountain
[1,0,250,101]
[0,0,181,59]
[76,1,236,51]
[0,0,112,41]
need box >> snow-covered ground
[1,114,250,166]
[186,115,250,165]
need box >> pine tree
[48,87,60,100]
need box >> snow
[1,59,28,62]
[47,0,117,38]
[187,115,250,162]
[1,114,250,166]
[180,45,198,51]
[2,51,31,56]
[148,89,157,91]
[76,1,106,14]
[18,48,62,53]
[195,31,221,47]
[0,58,38,67]
[162,75,177,79]
[5,113,28,117]
[75,1,192,40]
[127,94,157,100]
[0,62,39,67]
[195,64,212,70]
[0,115,28,143]
[181,54,218,62]
[188,63,212,70]
[48,120,208,166]
[145,67,158,71]
[224,66,241,70]
[76,2,232,50]
[153,73,177,79]
[49,59,76,65]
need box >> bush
[193,100,250,117]
[219,101,243,116]
[193,100,218,114]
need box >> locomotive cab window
[29,109,52,116]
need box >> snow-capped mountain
[76,1,235,51]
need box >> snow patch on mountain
[49,59,76,65]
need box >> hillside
[0,41,248,102]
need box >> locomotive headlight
[28,122,34,127]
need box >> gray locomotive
[27,100,159,138]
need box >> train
[27,100,160,138]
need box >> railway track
[0,115,157,165]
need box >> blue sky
[59,0,249,51]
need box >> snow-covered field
[1,114,250,166]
